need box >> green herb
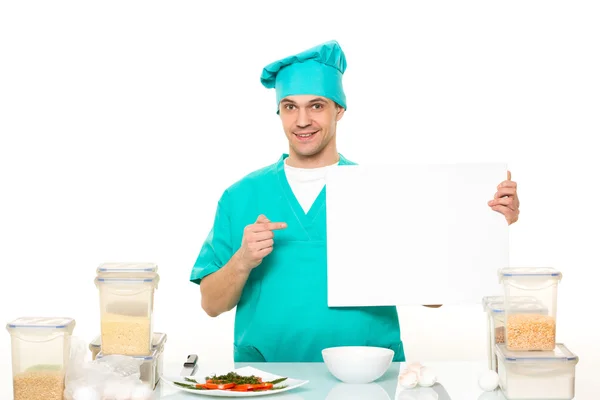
[205,372,263,385]
[184,377,198,383]
[267,377,288,385]
[271,385,288,390]
[173,381,207,390]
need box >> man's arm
[198,214,287,318]
[200,251,250,317]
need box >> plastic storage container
[495,343,578,399]
[89,332,167,360]
[6,317,76,400]
[482,295,540,312]
[95,272,159,356]
[499,268,562,351]
[482,295,540,369]
[482,296,505,311]
[486,301,547,371]
[96,334,166,390]
[96,262,158,278]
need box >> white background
[1,0,599,396]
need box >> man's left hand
[488,171,520,225]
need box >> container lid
[499,267,562,280]
[96,346,161,361]
[482,296,540,311]
[94,275,160,287]
[96,263,158,274]
[488,301,548,314]
[496,343,578,364]
[6,317,76,334]
[482,296,504,311]
[89,332,167,350]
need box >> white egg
[114,383,133,400]
[478,370,500,392]
[398,370,419,389]
[102,383,118,398]
[131,384,153,399]
[407,362,423,376]
[417,367,437,387]
[103,381,132,399]
[72,386,101,400]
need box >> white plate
[162,366,309,397]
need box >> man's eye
[312,104,323,109]
[285,104,295,110]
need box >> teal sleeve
[190,190,234,285]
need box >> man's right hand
[238,215,287,271]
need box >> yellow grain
[506,313,556,350]
[101,312,151,355]
[13,370,64,400]
[495,326,505,344]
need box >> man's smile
[293,130,319,141]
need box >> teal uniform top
[190,153,405,362]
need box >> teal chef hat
[260,40,347,113]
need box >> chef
[189,40,520,363]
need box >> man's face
[279,95,345,158]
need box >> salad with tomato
[174,372,288,392]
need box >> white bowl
[322,346,394,384]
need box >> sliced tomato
[253,383,274,391]
[229,383,274,391]
[202,382,236,390]
[231,384,255,391]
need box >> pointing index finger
[268,222,287,230]
[254,222,287,232]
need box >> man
[190,40,520,363]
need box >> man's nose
[296,108,310,127]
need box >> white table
[153,358,593,399]
[0,356,592,398]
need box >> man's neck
[285,150,340,169]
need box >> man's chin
[291,147,321,158]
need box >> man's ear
[336,105,345,122]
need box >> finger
[489,196,519,208]
[491,204,517,217]
[253,222,287,232]
[252,230,274,241]
[256,246,273,258]
[256,214,270,223]
[490,197,516,208]
[491,204,510,217]
[507,170,512,181]
[498,180,517,189]
[491,204,519,224]
[256,239,274,250]
[489,197,517,210]
[494,187,517,198]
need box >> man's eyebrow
[280,97,328,106]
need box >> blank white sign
[325,163,509,306]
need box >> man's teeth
[297,133,314,137]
